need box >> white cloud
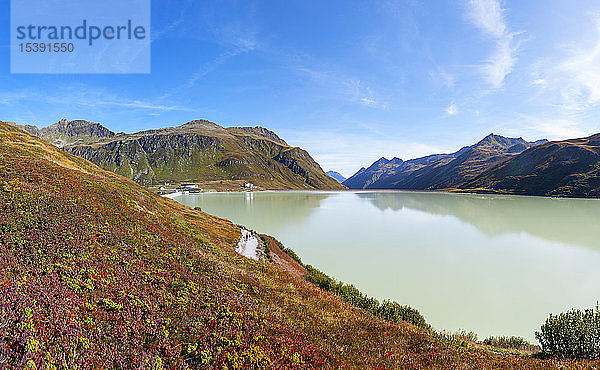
[507,114,588,141]
[467,0,506,37]
[445,103,459,115]
[466,0,521,88]
[530,78,545,86]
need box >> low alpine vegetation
[303,264,430,329]
[483,336,538,351]
[536,305,600,359]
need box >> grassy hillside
[460,134,600,197]
[0,122,584,368]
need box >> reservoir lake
[172,190,600,343]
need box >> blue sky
[2,0,600,176]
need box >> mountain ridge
[13,118,116,147]
[344,134,549,191]
[9,119,344,190]
[459,133,600,197]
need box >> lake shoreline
[162,187,600,201]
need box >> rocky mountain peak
[180,120,223,131]
[232,126,289,146]
[475,133,527,148]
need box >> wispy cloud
[467,0,506,37]
[530,78,545,86]
[0,86,193,127]
[428,68,455,89]
[0,91,29,105]
[445,103,459,115]
[466,0,522,88]
[557,29,600,107]
[507,114,588,140]
[347,79,388,109]
[152,12,186,41]
[41,87,192,113]
[159,48,250,100]
[291,63,389,109]
[93,99,190,112]
[526,11,600,121]
[159,31,258,100]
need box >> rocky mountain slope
[326,170,346,183]
[1,121,560,368]
[460,133,600,197]
[343,157,405,189]
[15,118,116,147]
[345,134,547,190]
[13,119,344,190]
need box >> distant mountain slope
[460,133,600,197]
[346,134,547,190]
[27,119,344,189]
[326,171,346,183]
[367,148,472,190]
[343,157,404,189]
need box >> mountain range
[12,119,345,190]
[460,133,600,197]
[11,118,600,198]
[345,132,600,198]
[345,134,547,190]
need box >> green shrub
[483,336,537,351]
[258,234,272,262]
[304,264,429,329]
[374,300,429,329]
[434,329,478,347]
[535,305,600,359]
[282,247,303,265]
[267,239,429,330]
